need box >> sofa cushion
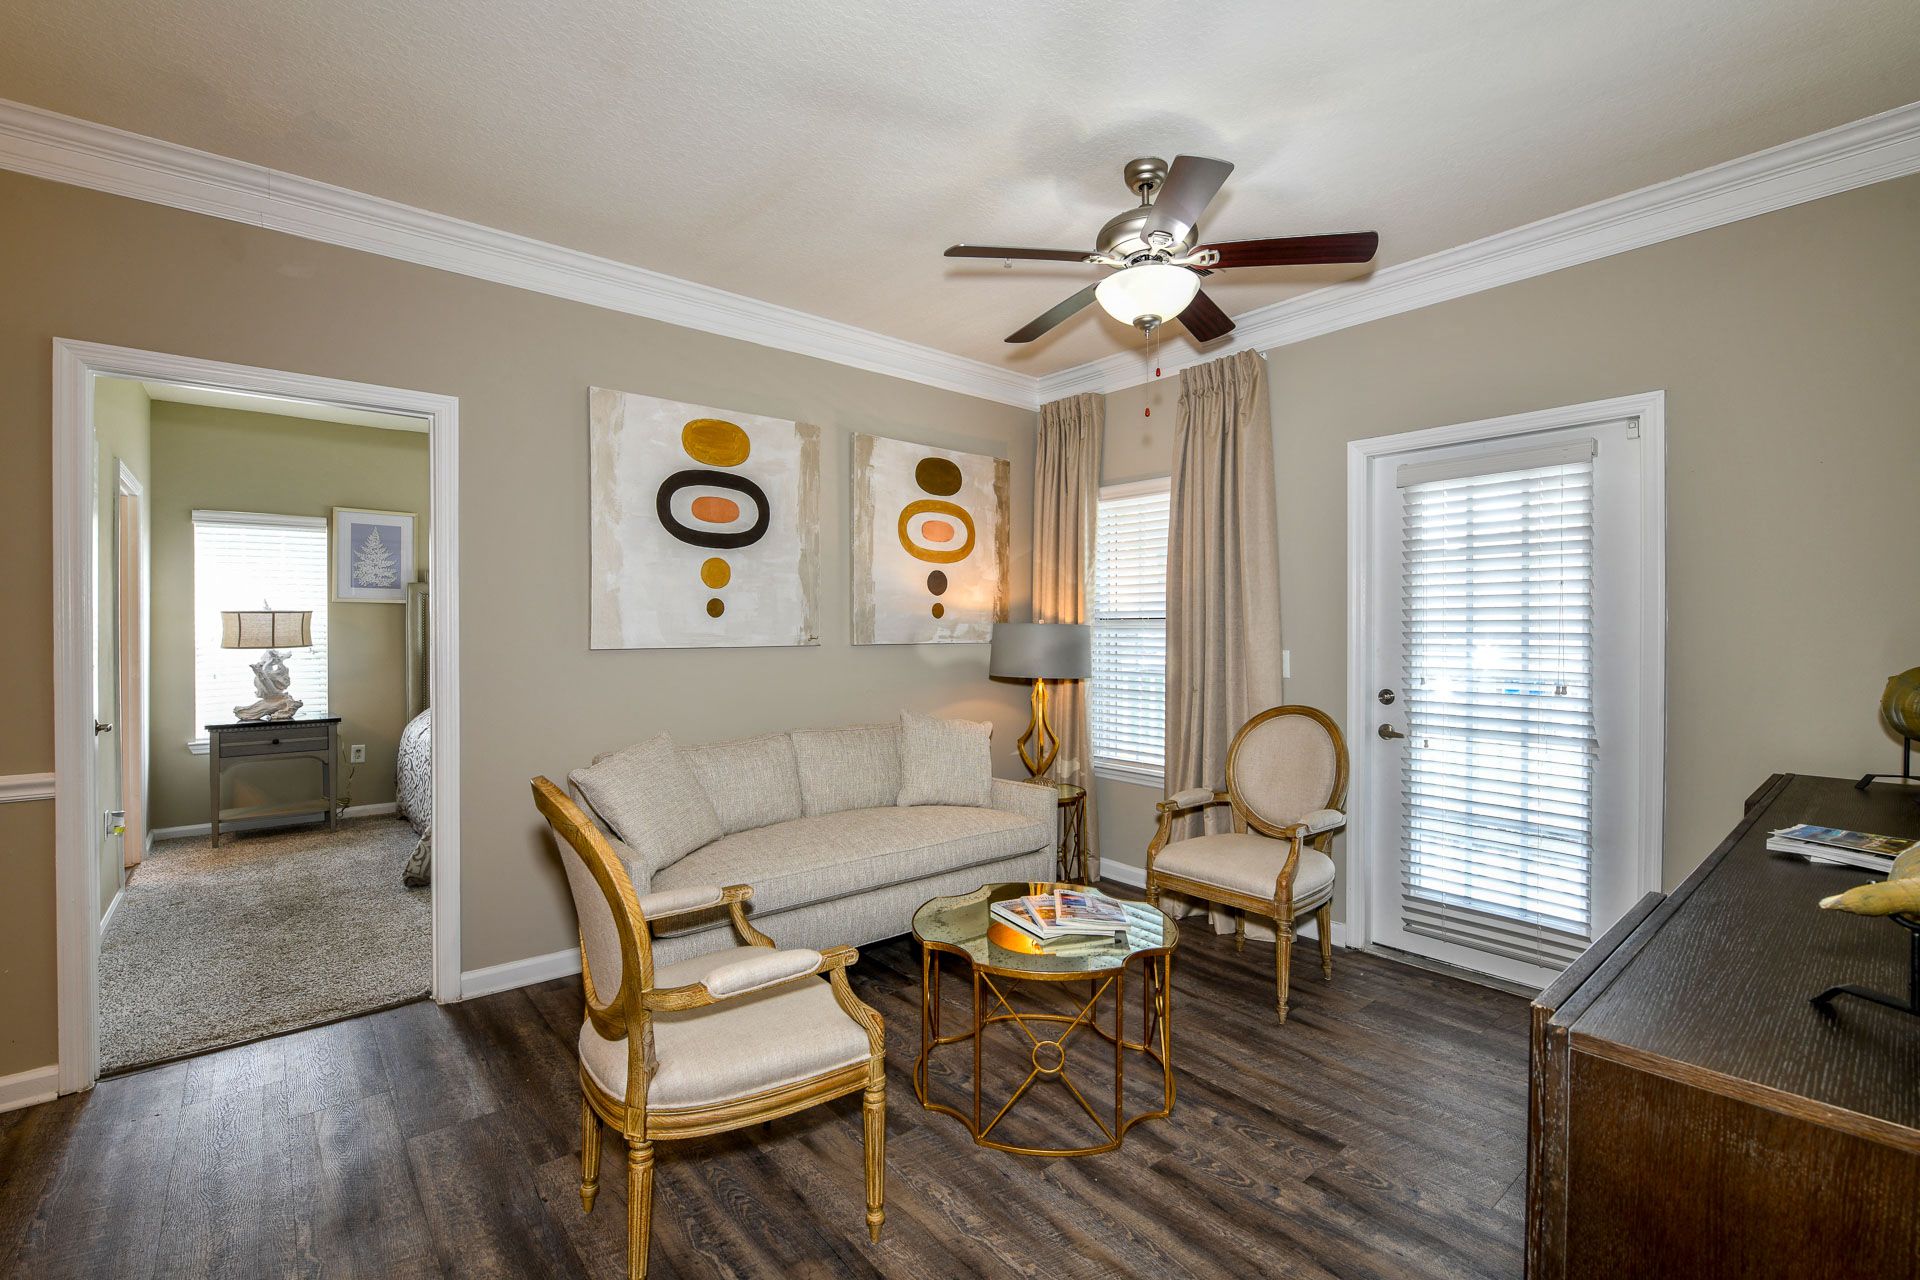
[684,733,805,834]
[896,711,993,808]
[570,733,722,883]
[790,724,901,816]
[653,804,1050,916]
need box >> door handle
[94,719,114,735]
[1377,723,1406,740]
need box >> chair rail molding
[0,772,56,803]
[3,98,1918,410]
[51,338,463,1096]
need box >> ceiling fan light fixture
[1094,262,1199,329]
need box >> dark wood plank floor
[0,898,1529,1279]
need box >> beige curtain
[1033,392,1103,878]
[1166,351,1285,932]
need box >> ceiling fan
[945,155,1379,344]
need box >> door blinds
[1397,450,1596,969]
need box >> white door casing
[52,339,463,1094]
[1344,393,1665,989]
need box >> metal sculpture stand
[1810,914,1920,1018]
[1854,735,1917,794]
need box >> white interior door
[1359,408,1662,989]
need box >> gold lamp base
[1017,678,1059,779]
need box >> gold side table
[1053,781,1088,883]
[911,882,1177,1158]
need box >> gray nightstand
[205,716,340,847]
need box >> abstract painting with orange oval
[850,433,1009,644]
[589,387,820,649]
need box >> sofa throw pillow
[896,711,994,808]
[570,732,723,884]
[683,732,805,834]
[791,724,902,816]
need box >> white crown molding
[0,772,56,803]
[0,98,1037,409]
[1036,98,1920,400]
[4,95,1917,410]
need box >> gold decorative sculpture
[1856,665,1920,791]
[1812,845,1920,1019]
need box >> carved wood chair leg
[579,1095,602,1213]
[1316,903,1334,981]
[863,1081,887,1243]
[1275,920,1294,1023]
[1234,915,1246,953]
[627,1138,655,1279]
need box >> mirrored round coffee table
[911,882,1177,1157]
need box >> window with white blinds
[1397,453,1595,969]
[192,511,329,746]
[1090,479,1170,781]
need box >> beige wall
[146,401,431,830]
[1098,175,1920,911]
[92,377,151,916]
[0,168,1036,1079]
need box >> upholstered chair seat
[1146,706,1349,1023]
[1152,835,1338,910]
[531,777,887,1279]
[578,946,875,1111]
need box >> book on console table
[1765,822,1917,872]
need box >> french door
[1354,398,1663,989]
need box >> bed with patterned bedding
[397,708,432,886]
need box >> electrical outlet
[349,743,367,764]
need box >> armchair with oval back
[1145,706,1349,1022]
[531,776,887,1279]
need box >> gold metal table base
[912,944,1175,1157]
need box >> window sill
[1093,759,1165,789]
[187,738,209,756]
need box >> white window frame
[187,510,331,753]
[1090,476,1172,787]
[1344,391,1666,979]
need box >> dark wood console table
[205,716,340,847]
[1528,774,1920,1278]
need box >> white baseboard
[460,947,580,999]
[100,885,124,934]
[1098,860,1349,946]
[0,1065,59,1113]
[149,801,399,842]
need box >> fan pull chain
[1144,324,1159,416]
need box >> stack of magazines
[1766,823,1919,873]
[990,889,1131,954]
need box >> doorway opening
[53,342,461,1092]
[1344,393,1665,991]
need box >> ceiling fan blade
[1199,231,1380,270]
[1142,155,1234,244]
[1177,288,1235,344]
[1005,284,1100,343]
[946,245,1092,263]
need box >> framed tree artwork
[589,386,821,649]
[332,507,416,604]
[851,433,1009,644]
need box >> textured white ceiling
[4,0,1916,374]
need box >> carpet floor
[99,816,430,1073]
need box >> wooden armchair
[1145,706,1349,1023]
[532,776,886,1279]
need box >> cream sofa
[569,721,1056,967]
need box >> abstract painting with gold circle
[851,433,1009,645]
[589,387,820,649]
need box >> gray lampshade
[221,609,313,649]
[989,622,1091,681]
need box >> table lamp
[222,605,314,721]
[989,622,1092,779]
